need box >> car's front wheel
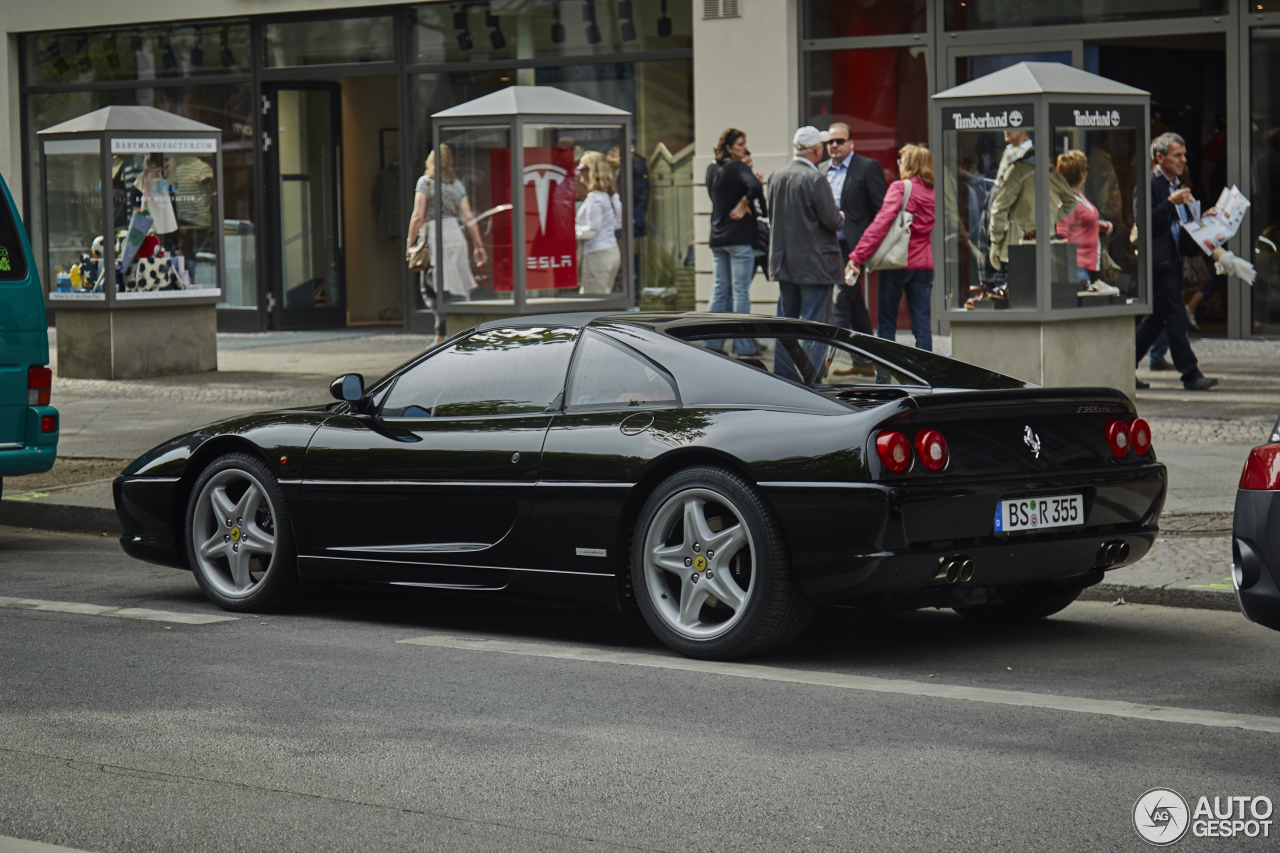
[184,452,299,612]
[632,466,812,660]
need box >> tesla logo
[523,163,568,235]
[1023,425,1041,458]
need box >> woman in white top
[575,151,623,295]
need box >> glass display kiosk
[38,106,223,378]
[428,86,633,333]
[932,63,1150,393]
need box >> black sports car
[114,313,1167,659]
[1233,413,1280,630]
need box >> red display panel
[490,146,578,292]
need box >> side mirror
[330,373,365,402]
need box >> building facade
[4,0,1280,338]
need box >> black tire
[954,586,1083,624]
[184,452,300,612]
[631,465,812,659]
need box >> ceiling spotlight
[551,2,566,43]
[485,11,506,51]
[190,31,204,67]
[657,0,672,37]
[219,27,234,68]
[583,0,601,44]
[618,0,637,41]
[454,6,473,51]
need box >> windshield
[677,333,921,388]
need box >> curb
[1079,582,1237,611]
[0,501,121,536]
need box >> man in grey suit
[819,122,885,335]
[769,126,845,323]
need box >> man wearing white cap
[768,126,845,323]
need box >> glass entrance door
[266,84,345,329]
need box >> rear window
[676,333,920,388]
[0,193,29,282]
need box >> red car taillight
[1129,418,1151,456]
[28,366,52,407]
[876,431,912,474]
[914,429,948,472]
[1240,444,1280,490]
[1105,419,1131,458]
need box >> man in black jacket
[1136,132,1217,391]
[820,122,884,337]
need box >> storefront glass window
[264,17,394,67]
[802,0,926,38]
[1250,27,1280,336]
[412,0,691,65]
[435,125,514,307]
[24,22,251,86]
[42,139,102,298]
[28,84,257,308]
[940,114,1039,312]
[944,0,1225,31]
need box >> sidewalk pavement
[4,327,1277,614]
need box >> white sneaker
[1081,281,1121,297]
[1185,304,1200,330]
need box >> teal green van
[0,172,57,493]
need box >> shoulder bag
[407,227,431,273]
[865,179,913,272]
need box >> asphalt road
[3,527,1279,853]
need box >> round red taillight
[1129,418,1151,456]
[1105,419,1131,459]
[914,429,948,472]
[876,431,912,474]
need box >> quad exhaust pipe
[934,556,975,584]
[1096,539,1130,568]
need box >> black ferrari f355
[114,313,1166,659]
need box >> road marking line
[398,633,1280,734]
[0,596,237,625]
[0,834,96,853]
[0,829,96,850]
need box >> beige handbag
[866,179,913,271]
[407,227,431,273]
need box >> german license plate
[995,494,1083,533]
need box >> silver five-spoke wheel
[643,487,756,641]
[192,468,278,598]
[185,453,298,611]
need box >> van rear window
[0,196,30,281]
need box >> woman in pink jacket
[845,144,936,351]
[1053,149,1113,287]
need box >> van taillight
[1240,444,1280,490]
[28,366,52,407]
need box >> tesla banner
[490,145,577,292]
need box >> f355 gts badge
[1023,425,1041,458]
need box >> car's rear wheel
[954,586,1083,624]
[632,466,812,659]
[185,452,299,612]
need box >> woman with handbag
[406,145,487,342]
[845,144,936,351]
[575,151,624,295]
[704,128,767,356]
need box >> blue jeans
[707,244,757,354]
[877,268,934,351]
[1149,330,1170,367]
[776,281,833,324]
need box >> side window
[566,331,678,409]
[382,326,578,417]
[0,190,29,282]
